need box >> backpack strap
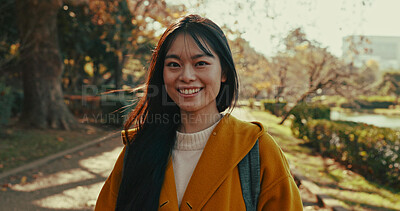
[238,139,260,211]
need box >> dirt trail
[0,135,124,211]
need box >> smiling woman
[95,14,302,211]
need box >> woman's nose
[179,65,196,82]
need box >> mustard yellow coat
[95,114,303,210]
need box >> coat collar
[158,114,264,210]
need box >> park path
[0,132,124,211]
[0,108,325,210]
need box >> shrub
[340,96,396,109]
[290,102,330,120]
[262,99,287,116]
[290,102,331,139]
[262,100,331,120]
[356,99,394,109]
[294,119,400,188]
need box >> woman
[95,14,302,210]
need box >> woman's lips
[177,87,203,97]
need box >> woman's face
[163,33,226,116]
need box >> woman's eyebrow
[191,53,214,59]
[165,53,214,60]
[165,54,180,60]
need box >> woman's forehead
[166,33,215,57]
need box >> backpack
[238,139,260,211]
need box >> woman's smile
[178,87,203,96]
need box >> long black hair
[116,14,239,211]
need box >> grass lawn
[250,109,400,211]
[0,123,117,174]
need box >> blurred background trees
[227,31,273,99]
[0,0,185,129]
[0,0,398,130]
[16,0,77,130]
[377,72,400,105]
[1,0,399,206]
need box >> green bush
[340,96,396,109]
[293,119,400,188]
[0,80,14,126]
[290,102,331,120]
[262,100,331,120]
[262,99,287,116]
[357,99,394,109]
[290,102,331,139]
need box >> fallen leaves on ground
[20,176,27,184]
[32,172,43,179]
[2,183,12,191]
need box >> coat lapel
[179,114,263,210]
[159,158,179,210]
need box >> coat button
[212,132,217,136]
[159,201,169,208]
[186,201,193,209]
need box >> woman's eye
[196,61,208,66]
[166,62,180,67]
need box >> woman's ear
[221,71,227,83]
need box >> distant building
[342,35,400,70]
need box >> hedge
[290,103,331,139]
[262,99,287,116]
[262,100,331,120]
[290,102,331,120]
[292,119,400,188]
[341,96,397,109]
[341,100,395,109]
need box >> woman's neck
[178,110,222,133]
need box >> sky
[166,0,400,57]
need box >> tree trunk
[16,0,78,130]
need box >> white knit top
[172,118,222,207]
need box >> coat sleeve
[257,133,303,211]
[94,146,126,211]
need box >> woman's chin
[178,104,200,113]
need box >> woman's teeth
[179,88,201,94]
